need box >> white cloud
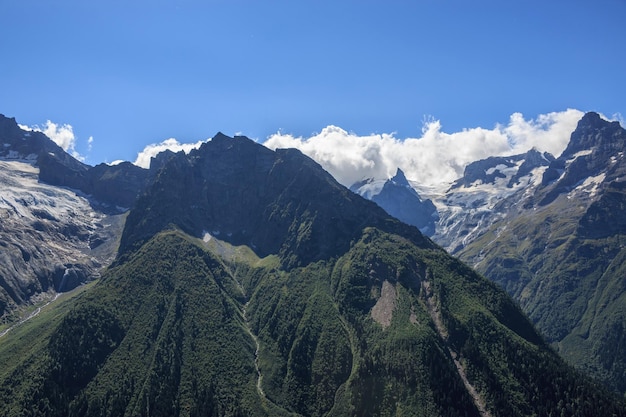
[609,112,625,126]
[40,121,77,153]
[503,109,584,156]
[22,120,88,161]
[134,137,207,169]
[87,136,94,152]
[263,109,584,189]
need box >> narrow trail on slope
[242,301,266,398]
[421,280,492,417]
[230,263,267,399]
[229,261,301,416]
[0,293,61,339]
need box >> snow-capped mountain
[452,112,626,392]
[350,149,553,246]
[431,148,554,252]
[350,168,438,235]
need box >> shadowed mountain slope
[120,133,431,269]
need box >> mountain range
[0,112,625,416]
[353,112,626,395]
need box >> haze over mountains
[1,112,626,416]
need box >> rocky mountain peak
[0,114,69,162]
[509,148,555,187]
[211,131,232,143]
[148,148,177,172]
[561,111,625,159]
[349,168,439,236]
[390,168,410,187]
[0,114,150,209]
[451,155,518,189]
[0,114,22,138]
[539,113,626,204]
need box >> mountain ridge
[352,112,626,393]
[120,133,432,269]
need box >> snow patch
[568,149,593,161]
[573,172,606,197]
[0,160,102,224]
[485,164,511,176]
[351,178,386,199]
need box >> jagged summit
[447,113,626,393]
[512,148,555,186]
[212,131,231,141]
[539,111,626,205]
[390,167,410,187]
[560,111,625,159]
[451,148,554,190]
[0,113,75,164]
[0,114,149,209]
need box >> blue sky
[2,0,625,168]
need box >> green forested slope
[1,228,623,416]
[458,184,626,395]
[0,231,263,416]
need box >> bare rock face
[36,149,150,210]
[539,112,626,205]
[87,161,150,210]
